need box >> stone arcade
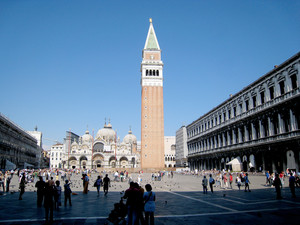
[187,52,300,173]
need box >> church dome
[123,129,137,144]
[96,123,116,142]
[82,129,93,143]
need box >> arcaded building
[0,113,40,169]
[140,19,165,170]
[187,52,300,173]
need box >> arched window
[157,70,159,76]
[146,70,148,76]
[149,70,152,76]
[153,70,156,76]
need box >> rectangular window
[245,100,249,111]
[223,112,226,121]
[228,110,231,119]
[219,115,222,123]
[291,74,298,89]
[252,96,256,108]
[233,107,236,117]
[260,92,265,104]
[279,81,285,95]
[269,86,274,100]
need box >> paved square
[0,172,299,224]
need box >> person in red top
[223,173,228,189]
[279,171,284,187]
[229,173,233,189]
[123,182,139,225]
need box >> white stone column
[244,126,249,142]
[290,109,297,131]
[238,128,242,143]
[278,113,284,134]
[214,136,217,148]
[251,123,256,140]
[226,131,230,145]
[232,130,236,145]
[259,120,264,138]
[222,133,226,147]
[218,134,222,148]
[268,117,274,136]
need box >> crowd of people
[1,167,299,224]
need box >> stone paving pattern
[0,172,299,224]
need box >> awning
[5,160,16,171]
[226,158,242,165]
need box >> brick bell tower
[140,18,165,170]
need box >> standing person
[123,182,139,225]
[135,183,145,225]
[236,175,241,190]
[265,171,270,186]
[5,176,11,192]
[209,174,215,193]
[83,174,89,194]
[44,182,54,223]
[202,176,208,194]
[144,184,155,225]
[103,174,110,196]
[244,173,251,192]
[19,174,26,200]
[273,173,282,200]
[223,173,228,189]
[35,176,45,207]
[229,173,233,189]
[64,180,72,206]
[289,173,296,198]
[95,175,102,196]
[54,180,62,210]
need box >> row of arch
[146,70,159,76]
[165,156,175,161]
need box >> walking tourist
[95,175,102,196]
[103,174,110,196]
[273,173,282,200]
[209,174,215,193]
[289,173,296,198]
[244,173,251,192]
[202,175,208,194]
[19,174,26,200]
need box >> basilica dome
[82,129,93,143]
[96,123,116,142]
[123,129,137,144]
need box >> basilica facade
[61,122,140,170]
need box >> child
[54,180,62,209]
[64,180,72,206]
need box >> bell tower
[140,18,165,170]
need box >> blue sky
[1,0,300,149]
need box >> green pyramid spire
[144,18,160,50]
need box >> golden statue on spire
[149,18,152,23]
